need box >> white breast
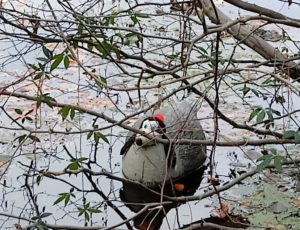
[122,143,171,186]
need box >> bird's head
[135,114,166,147]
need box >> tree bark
[200,0,300,82]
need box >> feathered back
[123,101,206,181]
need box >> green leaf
[130,15,138,24]
[94,133,99,143]
[94,132,109,144]
[40,212,52,218]
[282,130,296,139]
[72,40,78,49]
[101,76,107,84]
[65,194,70,206]
[58,106,70,121]
[95,44,104,55]
[70,108,75,120]
[249,107,261,122]
[78,208,84,216]
[295,132,300,144]
[271,109,281,116]
[36,57,49,62]
[87,38,94,51]
[34,72,43,80]
[256,110,266,123]
[50,53,64,71]
[29,135,41,142]
[54,188,76,206]
[38,94,56,108]
[67,162,79,170]
[77,23,83,35]
[257,154,272,171]
[102,41,112,58]
[113,47,121,60]
[29,64,39,71]
[269,148,277,155]
[96,42,110,58]
[135,13,150,18]
[64,56,70,69]
[266,110,274,121]
[31,216,39,221]
[37,224,47,230]
[53,194,66,205]
[87,131,93,140]
[197,46,207,54]
[42,46,52,59]
[251,89,259,97]
[16,134,27,143]
[85,212,90,221]
[125,32,137,38]
[89,208,101,213]
[38,63,45,72]
[95,76,107,89]
[263,77,280,85]
[274,156,283,171]
[15,108,23,115]
[37,220,48,229]
[281,47,289,52]
[77,157,88,162]
[241,86,250,96]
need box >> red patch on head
[154,114,164,123]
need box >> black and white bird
[120,102,207,230]
[121,101,206,189]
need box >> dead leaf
[210,203,229,219]
[208,177,220,186]
[68,59,78,66]
[267,224,287,230]
[14,224,23,230]
[220,135,234,142]
[73,93,115,109]
[0,161,7,169]
[294,195,300,207]
[153,98,162,111]
[155,8,165,15]
[239,201,252,207]
[124,117,138,124]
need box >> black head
[134,114,167,147]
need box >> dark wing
[120,135,136,155]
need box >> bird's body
[120,101,207,230]
[121,101,206,187]
[122,141,168,184]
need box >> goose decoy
[120,102,207,230]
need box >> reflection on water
[120,165,207,230]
